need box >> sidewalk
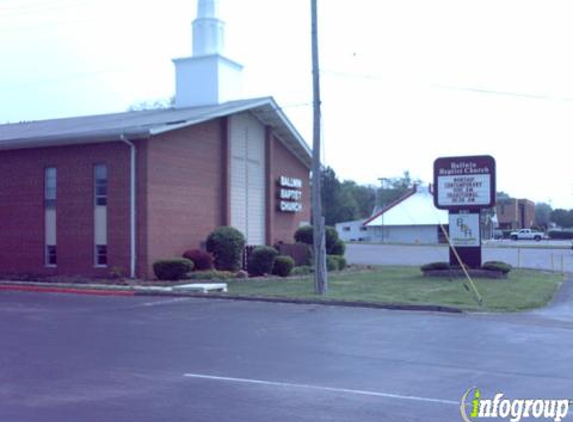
[527,273,573,322]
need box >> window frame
[95,244,107,267]
[45,245,57,267]
[94,164,108,206]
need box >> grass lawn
[224,266,564,312]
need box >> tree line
[320,167,573,229]
[320,167,420,226]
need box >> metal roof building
[336,186,449,244]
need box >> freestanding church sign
[433,155,496,267]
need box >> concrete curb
[0,284,135,296]
[0,281,464,314]
[134,289,465,313]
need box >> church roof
[0,96,312,168]
[363,186,449,227]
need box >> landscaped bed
[221,266,563,312]
[0,265,564,313]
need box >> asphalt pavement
[346,242,573,272]
[2,291,573,422]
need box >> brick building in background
[0,1,311,279]
[495,198,535,229]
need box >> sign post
[433,155,496,268]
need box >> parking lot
[346,242,573,273]
[1,291,573,422]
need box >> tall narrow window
[94,164,108,206]
[44,167,57,267]
[94,164,108,267]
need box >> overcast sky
[1,0,572,209]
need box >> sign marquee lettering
[277,176,303,213]
[433,155,497,269]
[433,155,496,211]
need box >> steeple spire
[193,0,225,56]
[197,0,218,18]
[173,0,243,107]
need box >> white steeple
[192,0,224,56]
[173,0,243,108]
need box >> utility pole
[311,0,327,295]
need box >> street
[346,242,573,273]
[1,292,573,421]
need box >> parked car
[510,228,544,241]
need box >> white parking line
[123,298,192,309]
[183,373,458,406]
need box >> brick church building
[0,1,311,279]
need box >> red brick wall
[0,142,131,277]
[144,120,226,277]
[496,198,536,229]
[0,120,310,280]
[269,134,311,245]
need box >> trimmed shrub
[420,262,451,272]
[548,230,573,240]
[153,258,194,281]
[186,270,236,280]
[247,246,279,276]
[272,255,295,277]
[330,239,346,256]
[294,225,314,245]
[206,226,245,272]
[326,255,340,272]
[182,249,213,271]
[294,225,345,256]
[291,265,314,276]
[325,226,340,253]
[332,255,347,270]
[482,261,512,274]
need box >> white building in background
[336,185,449,244]
[335,219,370,242]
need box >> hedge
[548,230,573,240]
[186,270,236,280]
[294,225,345,256]
[482,261,512,274]
[272,255,295,277]
[206,226,245,271]
[182,249,213,271]
[153,258,194,280]
[420,262,451,272]
[247,246,278,276]
[326,255,339,272]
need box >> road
[346,243,573,272]
[1,292,573,421]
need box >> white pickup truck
[510,228,544,241]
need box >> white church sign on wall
[277,176,303,213]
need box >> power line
[0,0,92,16]
[323,69,573,102]
[0,66,139,91]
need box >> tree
[320,169,425,224]
[376,171,422,210]
[534,202,553,229]
[340,181,375,219]
[320,166,359,225]
[127,97,174,111]
[551,208,573,228]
